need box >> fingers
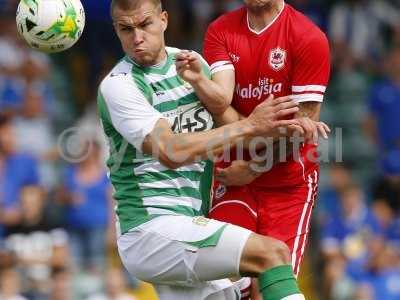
[274,119,302,129]
[316,122,331,139]
[272,98,299,114]
[287,124,305,136]
[274,106,300,119]
[215,168,229,185]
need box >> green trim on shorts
[186,224,228,248]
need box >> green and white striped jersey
[97,47,214,235]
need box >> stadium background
[1,0,400,299]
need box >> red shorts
[209,169,319,276]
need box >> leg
[256,170,319,276]
[209,183,257,299]
[239,233,305,300]
[209,183,258,232]
[117,215,247,300]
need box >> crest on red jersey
[269,48,286,71]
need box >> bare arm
[176,51,235,115]
[191,70,235,115]
[141,97,299,169]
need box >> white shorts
[117,215,252,300]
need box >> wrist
[239,119,258,137]
[189,72,208,87]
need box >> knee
[240,235,291,276]
[258,238,290,271]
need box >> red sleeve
[291,29,331,103]
[203,19,235,75]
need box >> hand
[247,95,300,136]
[215,160,260,186]
[292,117,331,144]
[175,50,204,84]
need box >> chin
[131,53,155,67]
[244,0,273,8]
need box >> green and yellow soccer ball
[16,0,85,53]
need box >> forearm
[295,102,321,121]
[169,120,254,164]
[146,119,256,168]
[191,74,232,115]
[213,106,242,127]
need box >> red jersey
[204,3,330,188]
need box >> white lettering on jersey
[235,77,283,100]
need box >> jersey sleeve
[203,20,235,75]
[99,74,165,151]
[291,30,331,103]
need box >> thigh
[209,182,258,232]
[155,282,240,300]
[255,170,319,276]
[117,216,251,285]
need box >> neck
[247,0,284,33]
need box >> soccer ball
[16,0,85,53]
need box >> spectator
[0,267,27,300]
[321,183,382,261]
[13,88,58,188]
[318,163,354,225]
[4,186,69,300]
[0,15,51,115]
[329,0,400,69]
[49,267,72,300]
[62,141,112,272]
[365,47,400,153]
[0,114,40,235]
[87,268,138,300]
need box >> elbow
[209,99,231,115]
[159,157,183,170]
[211,104,229,116]
[157,143,186,169]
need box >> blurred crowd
[0,0,400,299]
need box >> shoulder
[285,4,328,45]
[99,59,134,95]
[98,59,145,103]
[10,152,37,165]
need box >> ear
[160,11,168,32]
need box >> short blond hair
[111,0,162,18]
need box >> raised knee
[257,238,291,271]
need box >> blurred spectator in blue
[329,0,400,70]
[0,267,27,300]
[371,149,400,234]
[13,88,58,188]
[365,47,400,153]
[4,187,69,300]
[0,114,40,237]
[0,15,52,115]
[318,163,353,226]
[353,243,400,300]
[321,183,382,263]
[62,141,112,273]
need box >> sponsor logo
[235,77,283,100]
[269,47,286,71]
[110,72,128,77]
[193,216,210,226]
[229,52,240,63]
[215,184,227,199]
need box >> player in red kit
[197,0,329,298]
